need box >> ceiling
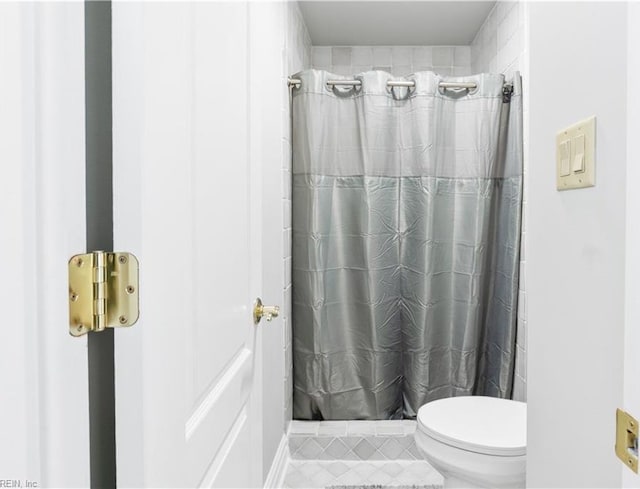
[298,1,496,46]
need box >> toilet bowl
[414,396,526,489]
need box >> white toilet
[414,396,526,489]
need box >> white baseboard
[264,434,289,488]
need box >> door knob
[253,298,280,324]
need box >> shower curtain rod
[287,77,513,91]
[287,77,486,90]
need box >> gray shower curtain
[291,70,522,420]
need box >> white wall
[526,3,627,487]
[311,45,471,76]
[471,0,529,402]
[624,2,640,486]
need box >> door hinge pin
[68,251,140,337]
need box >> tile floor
[289,434,422,461]
[282,459,443,488]
[288,420,422,462]
[282,420,443,488]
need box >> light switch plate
[556,116,596,190]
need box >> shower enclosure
[290,69,523,420]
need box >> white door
[0,3,90,486]
[112,2,268,487]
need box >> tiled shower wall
[471,1,525,78]
[283,1,311,425]
[311,45,472,76]
[471,1,529,401]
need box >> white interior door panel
[112,2,263,487]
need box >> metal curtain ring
[388,78,416,100]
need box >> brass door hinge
[68,251,139,337]
[616,408,639,473]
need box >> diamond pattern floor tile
[282,459,443,489]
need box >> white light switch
[572,134,585,173]
[556,116,596,190]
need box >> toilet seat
[417,396,526,457]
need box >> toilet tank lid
[416,396,527,456]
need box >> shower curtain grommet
[387,77,416,100]
[326,75,363,97]
[438,79,478,97]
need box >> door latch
[68,251,139,336]
[616,408,639,473]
